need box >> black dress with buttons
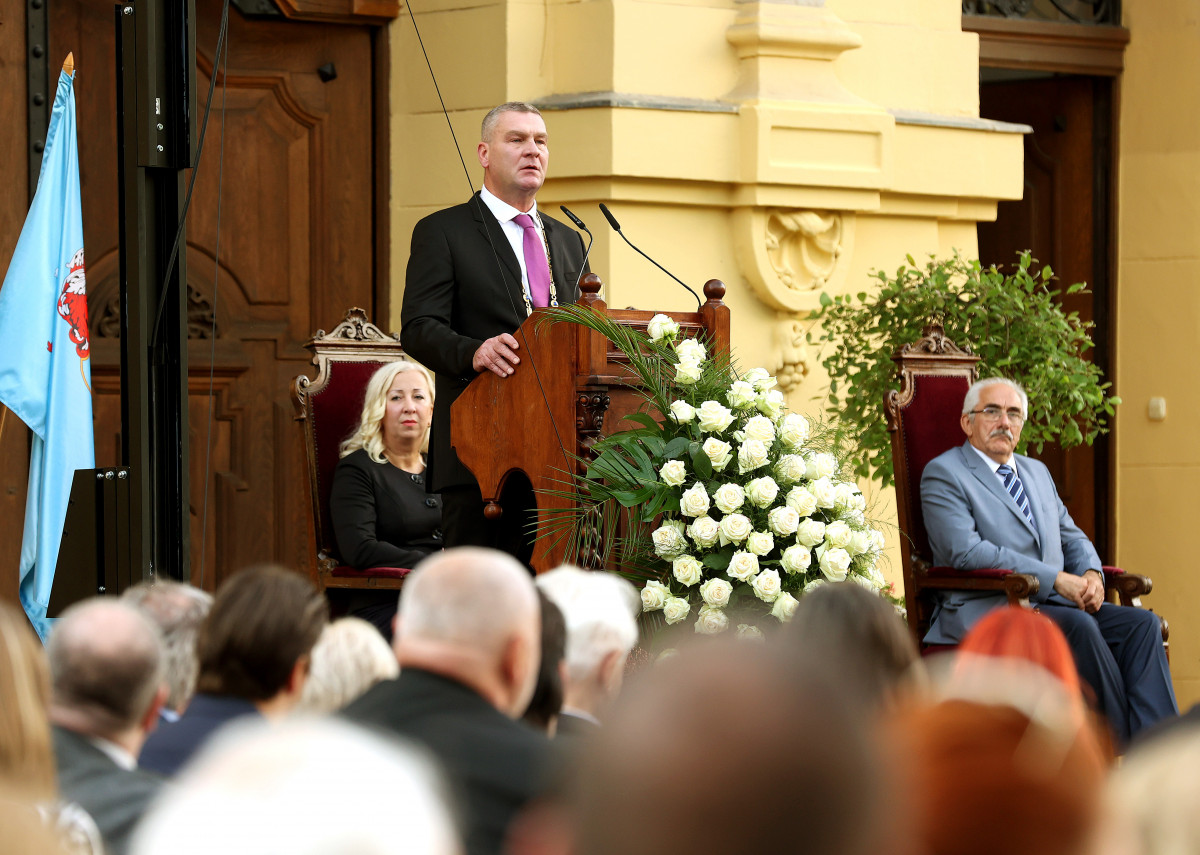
[328,448,443,636]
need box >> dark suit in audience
[139,694,260,777]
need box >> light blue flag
[0,64,94,641]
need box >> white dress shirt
[479,185,546,306]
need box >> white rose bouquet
[538,308,888,637]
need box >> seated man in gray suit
[921,376,1176,745]
[48,598,168,855]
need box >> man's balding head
[396,548,541,717]
[47,598,165,739]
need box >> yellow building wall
[1117,0,1200,710]
[387,0,1023,598]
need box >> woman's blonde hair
[339,359,435,462]
[0,602,56,800]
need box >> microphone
[559,205,594,291]
[598,203,702,310]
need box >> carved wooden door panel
[30,0,379,593]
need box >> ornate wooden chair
[292,308,411,592]
[884,322,1164,650]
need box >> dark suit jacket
[138,693,261,778]
[920,440,1101,643]
[343,668,550,855]
[52,726,163,855]
[400,194,588,491]
[329,448,443,568]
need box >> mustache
[988,427,1014,440]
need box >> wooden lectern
[451,274,730,573]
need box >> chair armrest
[1101,565,1153,605]
[325,566,410,591]
[921,567,1040,606]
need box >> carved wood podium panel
[452,274,730,573]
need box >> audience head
[571,642,889,855]
[957,606,1083,699]
[340,359,435,460]
[195,565,327,716]
[535,566,638,717]
[296,617,399,715]
[522,591,567,733]
[0,602,55,801]
[123,579,213,713]
[47,598,165,744]
[130,717,461,855]
[782,581,921,711]
[889,698,1103,855]
[396,547,540,718]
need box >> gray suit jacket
[919,441,1101,644]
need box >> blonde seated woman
[329,360,443,639]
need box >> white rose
[847,528,874,557]
[834,482,866,512]
[750,569,782,603]
[871,529,886,552]
[779,413,809,450]
[767,506,800,537]
[694,604,729,635]
[824,520,853,550]
[737,439,770,474]
[756,389,785,419]
[727,380,757,410]
[804,452,839,480]
[741,415,775,444]
[718,513,752,545]
[850,572,877,592]
[674,338,706,365]
[745,476,779,509]
[696,400,735,433]
[746,530,775,557]
[743,367,777,392]
[659,459,687,487]
[771,591,799,622]
[712,483,745,514]
[775,454,807,486]
[866,563,886,589]
[785,485,818,517]
[646,313,680,342]
[809,476,838,509]
[652,522,687,559]
[640,581,670,611]
[726,550,760,582]
[680,482,711,518]
[736,623,766,642]
[675,361,702,386]
[795,519,826,548]
[818,545,852,582]
[669,400,696,423]
[702,438,734,471]
[687,515,720,548]
[780,544,811,575]
[803,578,827,594]
[672,555,704,587]
[699,577,733,608]
[663,596,692,625]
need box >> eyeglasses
[967,406,1025,425]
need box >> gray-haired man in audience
[48,598,167,855]
[123,579,213,720]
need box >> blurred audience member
[522,591,566,734]
[1096,722,1200,855]
[130,717,461,855]
[564,642,891,855]
[296,616,399,715]
[48,599,167,855]
[535,566,638,736]
[140,565,327,776]
[345,547,546,855]
[123,579,213,720]
[782,581,922,710]
[889,697,1104,855]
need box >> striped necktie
[996,463,1036,531]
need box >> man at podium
[400,102,589,565]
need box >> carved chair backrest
[885,324,980,617]
[293,309,405,571]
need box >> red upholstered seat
[292,309,411,591]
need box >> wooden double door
[0,0,386,596]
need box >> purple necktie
[514,213,551,308]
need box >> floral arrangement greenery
[539,306,887,637]
[807,251,1120,487]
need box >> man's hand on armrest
[1080,569,1105,613]
[1053,571,1089,610]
